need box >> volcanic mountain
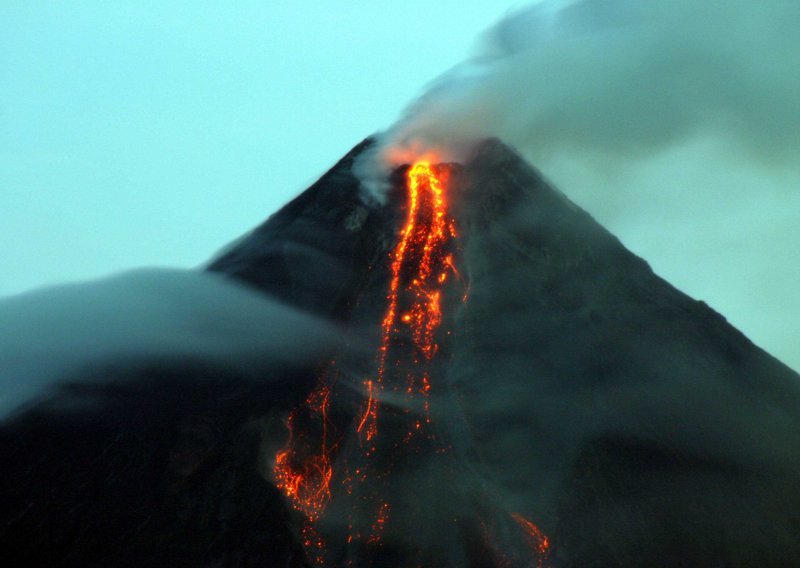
[1,139,799,567]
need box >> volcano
[1,138,799,567]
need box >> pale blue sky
[1,0,515,295]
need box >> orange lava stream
[272,160,551,566]
[273,385,334,523]
[512,513,551,567]
[272,162,456,565]
[357,161,455,444]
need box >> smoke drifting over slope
[365,0,800,171]
[0,269,340,419]
[2,136,799,565]
[358,0,800,371]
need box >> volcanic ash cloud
[357,0,800,194]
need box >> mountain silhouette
[1,138,798,567]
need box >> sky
[1,1,797,371]
[1,0,511,293]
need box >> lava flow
[273,384,334,523]
[272,160,549,566]
[272,161,457,563]
[512,513,551,567]
[356,161,456,445]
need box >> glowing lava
[273,384,334,523]
[273,161,458,563]
[357,161,456,445]
[272,160,550,566]
[512,513,551,567]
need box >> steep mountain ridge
[0,138,798,566]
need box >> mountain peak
[1,137,799,566]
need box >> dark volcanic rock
[207,138,394,321]
[1,137,799,567]
[447,139,800,566]
[0,365,307,567]
[0,138,394,568]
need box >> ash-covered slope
[207,138,394,321]
[0,138,396,568]
[0,138,798,567]
[446,140,800,566]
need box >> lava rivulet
[273,384,334,522]
[512,513,551,567]
[357,161,456,445]
[272,161,549,566]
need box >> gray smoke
[356,0,800,371]
[362,0,800,175]
[0,269,339,419]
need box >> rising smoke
[362,0,800,173]
[357,0,800,371]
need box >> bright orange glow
[512,513,551,567]
[367,502,391,545]
[273,385,334,522]
[273,161,460,564]
[381,140,448,172]
[356,161,456,443]
[271,159,553,566]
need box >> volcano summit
[1,139,799,567]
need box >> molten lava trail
[356,161,455,445]
[512,513,551,567]
[272,161,550,566]
[273,384,333,522]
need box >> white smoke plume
[357,0,800,371]
[361,0,800,177]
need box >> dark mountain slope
[0,138,797,567]
[446,139,800,566]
